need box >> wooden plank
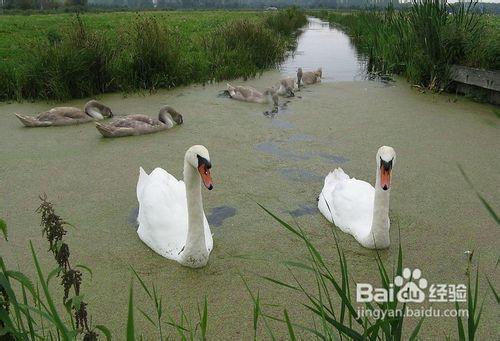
[450,65,500,92]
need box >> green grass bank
[0,8,306,101]
[315,1,500,91]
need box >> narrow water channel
[280,17,367,82]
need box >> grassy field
[0,8,306,101]
[0,11,261,64]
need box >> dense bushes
[114,15,181,91]
[0,8,307,101]
[205,20,287,81]
[319,1,499,91]
[264,5,307,36]
[19,15,114,100]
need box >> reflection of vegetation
[318,1,500,91]
[0,8,306,101]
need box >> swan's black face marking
[380,158,393,171]
[379,158,393,191]
[197,155,211,170]
[197,155,213,190]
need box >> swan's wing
[331,179,374,238]
[318,168,349,223]
[319,168,374,238]
[137,168,188,260]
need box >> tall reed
[20,14,115,100]
[205,19,287,82]
[320,1,497,91]
[114,15,181,91]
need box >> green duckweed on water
[1,71,498,338]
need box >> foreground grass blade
[303,304,363,340]
[21,285,36,340]
[200,297,208,340]
[29,241,70,340]
[127,282,135,341]
[0,219,7,241]
[485,276,499,304]
[457,164,499,224]
[455,301,465,340]
[409,317,425,340]
[130,266,152,300]
[95,325,112,340]
[283,309,296,341]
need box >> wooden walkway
[450,65,500,105]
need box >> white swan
[136,145,214,268]
[318,146,396,249]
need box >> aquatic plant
[37,195,101,338]
[264,6,307,37]
[129,267,209,340]
[205,19,287,82]
[0,198,209,340]
[319,1,499,91]
[114,15,181,91]
[245,201,498,340]
[246,204,423,340]
[20,14,115,100]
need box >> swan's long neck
[183,159,207,257]
[369,166,390,248]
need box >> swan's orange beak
[198,164,213,190]
[380,159,392,191]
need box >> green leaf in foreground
[283,309,296,341]
[30,241,70,340]
[457,164,499,224]
[409,317,425,340]
[485,276,499,304]
[95,325,112,340]
[127,282,135,341]
[0,219,7,241]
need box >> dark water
[255,141,348,165]
[128,205,237,228]
[280,17,366,82]
[279,168,323,182]
[207,206,237,227]
[128,207,139,228]
[288,203,318,217]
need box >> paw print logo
[395,268,428,303]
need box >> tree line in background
[2,0,500,13]
[1,0,86,10]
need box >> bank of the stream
[315,2,500,93]
[0,8,306,101]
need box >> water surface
[280,17,366,82]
